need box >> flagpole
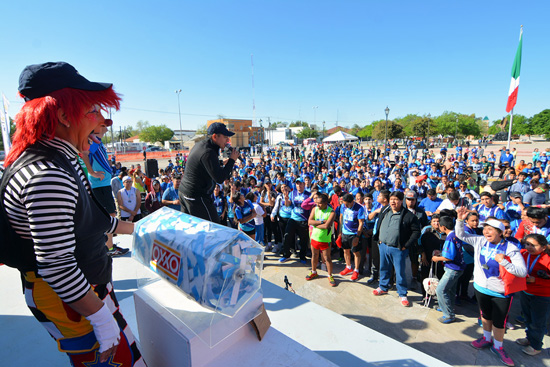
[507,109,514,150]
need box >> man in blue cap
[179,122,239,222]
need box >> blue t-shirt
[88,142,113,188]
[341,202,366,235]
[418,197,443,216]
[226,194,235,218]
[289,189,311,222]
[213,194,225,216]
[476,204,505,222]
[162,187,180,210]
[441,231,466,271]
[235,200,256,232]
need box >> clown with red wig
[1,62,146,366]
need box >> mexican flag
[506,28,523,113]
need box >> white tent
[322,130,359,143]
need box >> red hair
[5,87,121,166]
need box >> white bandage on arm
[85,304,121,353]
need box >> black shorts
[474,288,512,329]
[121,214,142,223]
[92,186,116,214]
[242,228,256,236]
[341,234,362,253]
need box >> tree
[289,120,309,127]
[135,120,150,133]
[348,123,362,136]
[531,109,550,138]
[411,116,434,139]
[271,121,287,128]
[196,124,208,135]
[296,127,319,139]
[395,114,421,136]
[356,121,379,139]
[139,125,174,143]
[372,120,405,140]
[433,111,481,138]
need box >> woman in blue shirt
[233,192,257,239]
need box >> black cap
[207,122,235,136]
[509,192,523,199]
[18,62,112,101]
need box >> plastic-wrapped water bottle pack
[133,207,264,317]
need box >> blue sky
[1,1,549,132]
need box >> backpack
[0,145,68,270]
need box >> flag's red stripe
[506,87,519,113]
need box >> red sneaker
[351,271,359,281]
[400,297,410,307]
[340,267,353,276]
[305,271,318,281]
[372,287,388,296]
[490,346,515,366]
[471,337,493,349]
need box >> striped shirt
[2,138,118,303]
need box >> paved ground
[260,250,550,367]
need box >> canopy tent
[322,130,359,142]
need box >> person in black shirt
[179,122,239,223]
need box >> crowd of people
[112,137,550,366]
[5,62,548,367]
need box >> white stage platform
[0,234,451,367]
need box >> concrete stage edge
[0,234,451,367]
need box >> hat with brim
[19,62,112,101]
[207,122,235,136]
[481,219,505,232]
[122,176,132,182]
[508,191,523,199]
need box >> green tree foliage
[289,120,309,127]
[411,116,434,139]
[135,120,150,132]
[296,127,319,139]
[432,111,481,138]
[348,123,362,137]
[531,109,550,138]
[395,114,422,136]
[139,125,174,143]
[372,120,405,140]
[270,121,288,128]
[196,124,208,135]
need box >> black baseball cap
[508,192,523,199]
[18,62,112,101]
[207,122,235,136]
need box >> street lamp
[322,120,326,139]
[384,106,390,150]
[175,89,183,152]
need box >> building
[265,127,294,145]
[207,118,262,148]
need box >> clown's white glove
[85,304,120,352]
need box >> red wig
[4,87,121,167]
